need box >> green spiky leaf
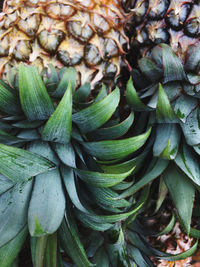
[19,64,54,120]
[42,81,72,144]
[73,87,120,133]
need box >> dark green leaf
[74,83,90,103]
[0,130,25,145]
[0,226,28,267]
[163,163,195,234]
[19,64,54,120]
[82,127,151,160]
[61,165,88,213]
[0,82,21,115]
[117,158,169,199]
[31,236,48,267]
[0,144,55,182]
[175,142,200,186]
[42,82,72,144]
[92,247,109,267]
[153,124,181,159]
[180,108,200,146]
[73,88,120,133]
[52,67,76,97]
[154,44,187,83]
[44,233,57,267]
[174,95,198,123]
[157,240,198,261]
[28,169,65,236]
[59,214,93,267]
[126,77,152,111]
[0,174,14,195]
[156,83,176,123]
[106,229,130,267]
[0,181,32,247]
[53,143,76,168]
[75,168,134,188]
[92,112,134,141]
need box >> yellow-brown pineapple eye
[84,44,102,66]
[104,39,119,58]
[67,21,94,43]
[38,30,65,54]
[0,36,9,57]
[18,15,41,37]
[46,4,76,20]
[13,40,32,61]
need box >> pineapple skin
[0,0,128,86]
[122,0,200,65]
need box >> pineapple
[121,0,200,253]
[122,0,199,65]
[0,0,128,87]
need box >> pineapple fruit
[122,0,200,65]
[0,0,128,87]
[121,0,200,258]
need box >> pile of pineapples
[0,0,199,266]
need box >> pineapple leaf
[138,57,163,83]
[157,240,198,261]
[44,233,57,267]
[82,127,151,160]
[19,64,54,120]
[91,112,134,141]
[42,81,72,144]
[75,199,144,229]
[94,84,107,103]
[156,83,176,123]
[73,87,120,133]
[0,130,25,145]
[74,82,90,103]
[0,174,14,195]
[117,158,169,199]
[75,167,134,188]
[0,226,28,267]
[163,163,195,234]
[92,247,109,267]
[0,144,56,182]
[174,95,198,123]
[106,228,130,266]
[52,67,76,97]
[0,82,21,115]
[128,245,155,267]
[153,44,187,83]
[153,124,181,160]
[28,169,65,236]
[61,165,88,213]
[180,107,200,146]
[0,181,32,247]
[31,236,48,267]
[175,142,200,186]
[126,76,153,111]
[53,142,76,168]
[59,213,93,267]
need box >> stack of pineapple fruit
[0,0,199,266]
